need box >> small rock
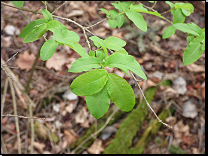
[100,126,117,140]
[182,99,197,119]
[62,89,78,101]
[4,25,16,35]
[151,71,163,80]
[53,104,60,113]
[172,77,187,95]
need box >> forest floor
[1,1,205,154]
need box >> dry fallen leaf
[87,139,104,154]
[66,10,84,18]
[46,52,70,71]
[94,27,108,37]
[162,86,179,99]
[112,29,123,39]
[75,107,88,124]
[186,63,205,73]
[142,80,157,92]
[86,5,98,19]
[33,141,45,153]
[174,120,190,139]
[15,51,36,71]
[63,129,78,148]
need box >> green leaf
[100,8,109,15]
[70,69,108,96]
[165,1,174,9]
[12,1,24,8]
[116,14,125,28]
[162,25,176,39]
[65,42,89,58]
[68,57,101,73]
[115,49,128,55]
[148,1,155,3]
[19,18,48,38]
[53,28,80,43]
[172,23,202,36]
[173,9,185,23]
[109,10,119,18]
[42,9,53,21]
[120,2,134,11]
[104,36,126,51]
[125,9,147,32]
[111,3,122,12]
[201,41,205,51]
[89,36,106,48]
[108,19,117,28]
[107,73,135,111]
[23,24,47,43]
[40,39,59,61]
[89,50,95,57]
[86,85,110,119]
[130,4,148,12]
[130,4,166,20]
[181,8,191,16]
[52,28,88,57]
[186,35,194,44]
[183,35,205,65]
[175,3,194,13]
[46,20,68,33]
[90,36,108,57]
[106,53,147,80]
[96,50,105,62]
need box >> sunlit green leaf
[107,73,135,111]
[86,85,110,119]
[40,39,59,61]
[70,69,108,96]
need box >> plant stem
[25,31,51,93]
[9,79,21,154]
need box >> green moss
[169,145,186,154]
[104,87,157,154]
[50,132,59,144]
[69,108,125,152]
[158,80,172,86]
[128,107,174,154]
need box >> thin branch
[161,10,171,15]
[70,108,118,154]
[1,58,36,154]
[137,1,172,24]
[51,1,68,15]
[29,101,34,154]
[1,52,19,80]
[2,52,19,65]
[130,72,172,129]
[138,1,157,12]
[43,1,47,10]
[86,18,108,29]
[1,2,41,14]
[1,114,45,120]
[151,1,157,9]
[8,78,21,154]
[82,28,91,51]
[1,133,8,154]
[1,78,9,117]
